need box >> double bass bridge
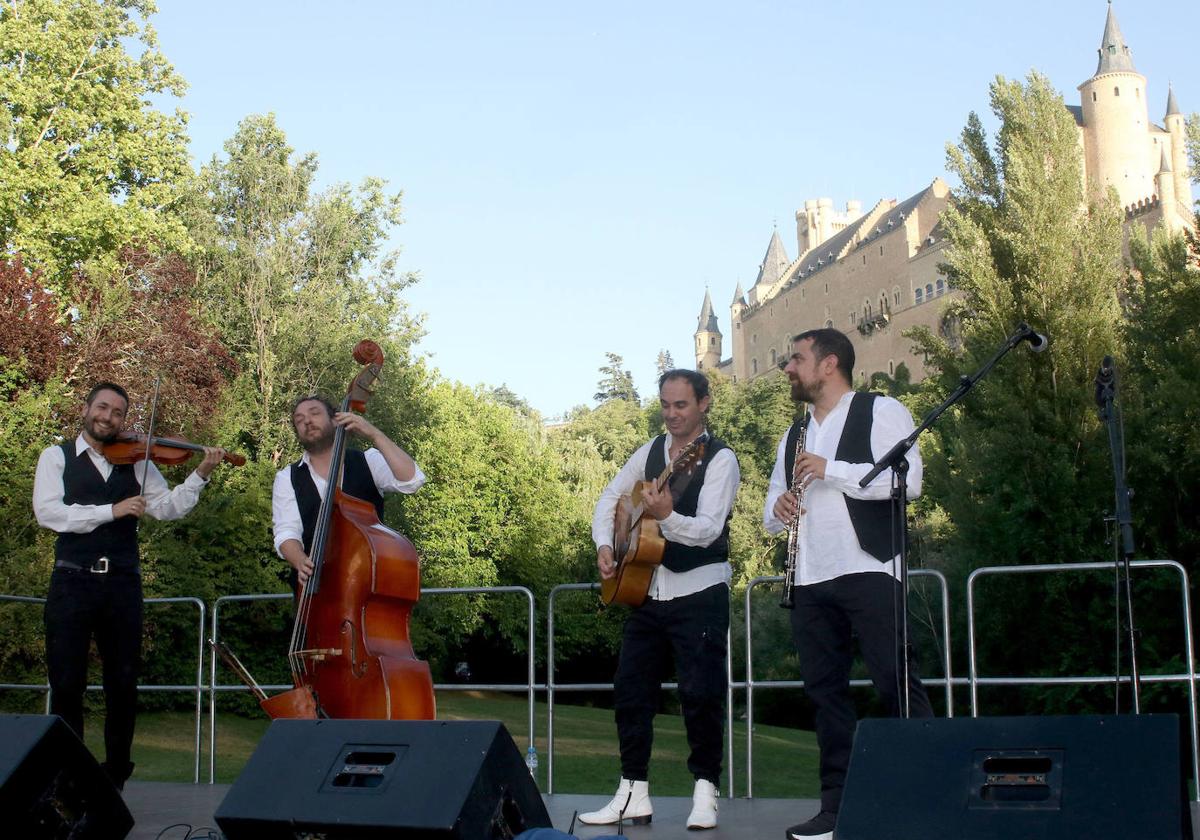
[292,647,343,663]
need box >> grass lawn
[93,691,820,797]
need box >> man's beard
[790,378,819,404]
[299,426,335,453]
[84,416,120,443]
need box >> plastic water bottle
[525,744,539,779]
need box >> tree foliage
[0,0,193,288]
[910,72,1129,705]
[184,113,418,462]
[594,352,639,404]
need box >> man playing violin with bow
[32,382,227,790]
[272,395,425,589]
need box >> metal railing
[0,594,207,783]
[741,571,952,797]
[967,559,1199,802]
[207,586,536,784]
[545,582,737,797]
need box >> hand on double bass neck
[331,411,418,482]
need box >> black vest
[55,442,141,570]
[785,392,901,563]
[644,434,733,573]
[291,449,385,555]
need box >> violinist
[32,381,227,791]
[272,395,425,589]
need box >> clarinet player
[764,329,933,840]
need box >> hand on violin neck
[196,446,226,479]
[113,497,146,520]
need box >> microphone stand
[860,323,1044,717]
[1095,358,1141,713]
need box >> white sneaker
[578,777,652,825]
[686,778,718,830]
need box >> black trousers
[613,583,729,785]
[44,567,143,783]
[790,571,933,813]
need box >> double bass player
[272,395,424,588]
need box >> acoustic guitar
[601,438,706,607]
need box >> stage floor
[121,781,1200,839]
[123,782,822,840]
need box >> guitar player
[582,369,740,831]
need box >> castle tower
[749,229,790,305]
[1164,85,1193,212]
[730,282,747,323]
[1156,146,1180,233]
[695,288,722,371]
[1077,3,1154,210]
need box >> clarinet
[780,405,810,609]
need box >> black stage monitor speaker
[215,719,552,839]
[837,714,1191,840]
[0,713,133,839]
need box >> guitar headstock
[672,438,707,473]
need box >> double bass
[261,340,436,720]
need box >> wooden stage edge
[122,781,1200,840]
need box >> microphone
[1095,355,1115,408]
[1017,323,1049,353]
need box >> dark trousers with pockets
[44,567,143,783]
[790,571,933,813]
[613,582,729,786]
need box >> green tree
[185,114,419,462]
[1123,225,1200,567]
[911,72,1128,710]
[655,349,675,376]
[0,0,193,287]
[594,352,639,404]
[1185,114,1200,185]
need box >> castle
[696,4,1194,384]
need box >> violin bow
[139,376,162,497]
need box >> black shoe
[786,809,837,839]
[101,761,134,792]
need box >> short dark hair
[290,395,337,427]
[793,328,855,384]
[85,381,129,408]
[658,368,710,402]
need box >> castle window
[825,320,834,329]
[849,310,856,325]
[1114,86,1120,97]
[889,360,895,375]
[936,278,945,296]
[710,336,716,346]
[893,287,901,306]
[824,283,829,294]
[879,245,884,256]
[752,359,759,374]
[915,288,924,304]
[1092,91,1097,102]
[770,349,777,366]
[925,283,934,298]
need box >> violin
[102,432,246,467]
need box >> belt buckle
[90,557,110,574]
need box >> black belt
[54,557,124,574]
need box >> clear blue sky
[151,1,1199,418]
